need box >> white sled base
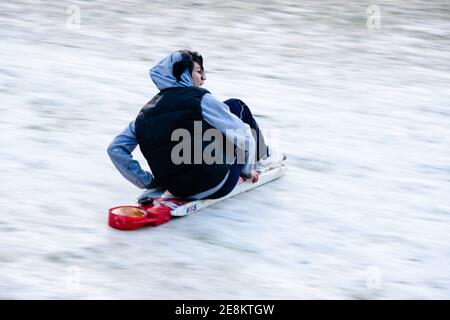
[162,163,287,217]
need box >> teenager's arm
[200,93,256,177]
[107,121,154,189]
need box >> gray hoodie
[107,51,255,197]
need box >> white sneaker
[254,146,286,173]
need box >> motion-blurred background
[0,0,449,299]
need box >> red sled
[108,198,187,230]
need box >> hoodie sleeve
[107,121,153,189]
[200,93,256,176]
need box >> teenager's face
[191,61,206,87]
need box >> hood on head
[149,51,193,90]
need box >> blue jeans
[205,99,268,199]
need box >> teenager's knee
[223,98,244,108]
[223,98,252,117]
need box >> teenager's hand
[245,170,259,183]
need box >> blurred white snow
[0,0,449,299]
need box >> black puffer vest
[135,87,232,198]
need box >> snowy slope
[0,0,449,299]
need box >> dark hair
[172,50,204,81]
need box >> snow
[1,0,449,299]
